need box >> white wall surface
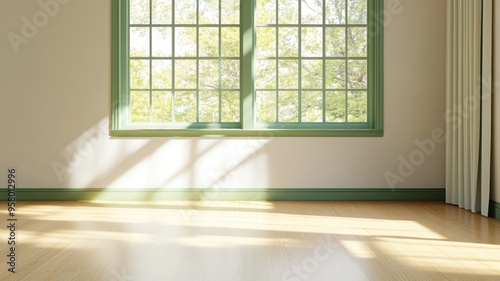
[0,0,447,189]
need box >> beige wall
[0,0,447,190]
[492,0,500,203]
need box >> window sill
[110,129,384,138]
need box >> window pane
[152,27,172,57]
[256,60,277,89]
[301,60,323,89]
[278,91,299,122]
[325,60,346,89]
[130,28,150,57]
[256,91,277,122]
[175,60,197,89]
[221,60,240,89]
[130,91,150,122]
[348,0,367,24]
[257,0,277,24]
[221,27,240,57]
[326,91,346,122]
[326,0,346,24]
[152,91,173,122]
[152,60,172,89]
[199,60,219,89]
[348,27,367,57]
[221,0,240,24]
[278,27,299,57]
[347,91,367,122]
[175,27,197,57]
[301,0,323,24]
[130,60,150,89]
[175,0,197,24]
[279,60,299,89]
[257,27,277,58]
[152,0,172,24]
[199,91,220,122]
[278,0,298,24]
[301,27,323,57]
[199,27,219,57]
[221,91,240,122]
[347,59,367,89]
[130,0,150,24]
[301,91,323,122]
[174,91,197,122]
[124,0,371,129]
[199,0,219,25]
[325,27,346,57]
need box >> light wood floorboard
[1,201,500,281]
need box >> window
[112,0,383,137]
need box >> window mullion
[298,0,302,123]
[241,0,255,129]
[345,0,349,122]
[368,0,376,128]
[322,0,326,123]
[275,0,279,123]
[196,0,200,123]
[172,0,176,122]
[219,0,222,123]
[149,0,153,122]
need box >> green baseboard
[0,188,445,201]
[490,200,500,220]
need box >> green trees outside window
[112,0,383,137]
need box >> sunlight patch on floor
[175,235,300,248]
[374,237,500,275]
[339,240,376,259]
[21,203,446,240]
[5,201,500,281]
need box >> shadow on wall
[51,118,274,199]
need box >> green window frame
[112,0,383,137]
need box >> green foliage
[326,0,346,24]
[325,27,345,56]
[326,91,346,122]
[279,91,299,122]
[152,0,172,24]
[348,0,367,24]
[278,27,298,56]
[130,91,150,122]
[128,0,368,125]
[152,91,172,122]
[326,60,346,89]
[256,91,276,122]
[301,91,323,122]
[130,0,149,24]
[175,0,197,24]
[279,60,298,89]
[348,91,367,122]
[221,91,240,122]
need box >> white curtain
[446,0,493,216]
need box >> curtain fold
[446,0,493,216]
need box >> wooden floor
[1,201,500,281]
